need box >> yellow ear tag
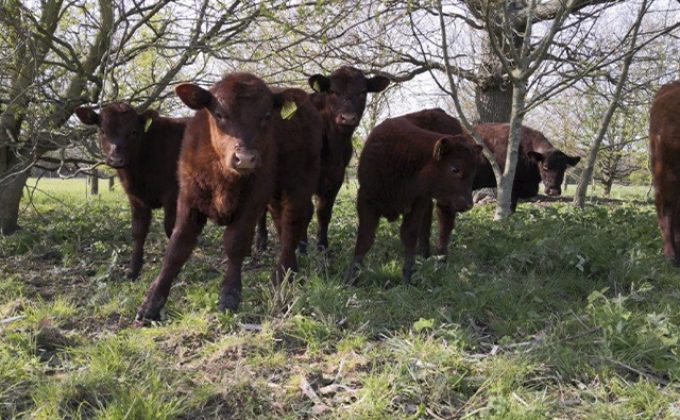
[144,117,153,133]
[312,80,321,93]
[280,100,298,120]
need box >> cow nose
[337,113,359,126]
[453,197,473,212]
[107,156,125,168]
[232,150,259,170]
[546,187,561,196]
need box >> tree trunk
[89,173,99,195]
[475,80,513,123]
[494,78,527,220]
[0,170,30,235]
[109,176,115,191]
[573,0,644,208]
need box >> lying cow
[75,103,185,280]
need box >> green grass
[1,178,679,418]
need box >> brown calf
[135,73,310,321]
[255,66,389,253]
[75,103,185,280]
[346,117,482,285]
[650,80,680,265]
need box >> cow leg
[128,203,152,280]
[510,188,519,212]
[417,199,433,258]
[298,200,314,254]
[162,199,177,239]
[658,202,680,265]
[219,212,260,312]
[435,203,456,256]
[136,201,206,321]
[346,195,380,285]
[316,182,342,251]
[255,211,268,253]
[401,199,428,285]
[273,194,309,284]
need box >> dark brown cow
[405,109,580,211]
[346,117,482,285]
[473,123,581,209]
[650,80,680,265]
[267,88,322,280]
[75,103,185,280]
[255,66,389,253]
[135,73,312,321]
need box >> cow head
[429,136,483,212]
[176,73,307,175]
[308,66,389,128]
[75,104,157,169]
[528,150,581,196]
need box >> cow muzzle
[106,155,125,168]
[232,149,260,172]
[546,187,561,196]
[451,197,473,212]
[336,113,359,126]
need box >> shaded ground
[1,180,679,419]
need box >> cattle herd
[73,68,678,322]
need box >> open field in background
[2,178,679,418]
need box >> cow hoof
[219,292,241,313]
[298,241,308,255]
[135,296,165,323]
[345,265,361,286]
[135,307,161,323]
[126,269,141,280]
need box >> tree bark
[494,78,527,220]
[89,173,99,196]
[475,80,513,123]
[0,170,29,235]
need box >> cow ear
[175,83,213,110]
[74,106,100,126]
[308,75,330,93]
[527,151,544,162]
[140,110,158,132]
[273,88,308,120]
[565,155,581,166]
[433,136,451,161]
[366,75,390,93]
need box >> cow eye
[542,164,549,171]
[130,129,138,137]
[328,88,336,95]
[214,111,225,120]
[451,166,460,174]
[262,112,271,122]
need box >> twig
[0,315,26,325]
[597,357,669,386]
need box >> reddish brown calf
[346,117,482,285]
[75,103,185,280]
[135,73,310,321]
[650,81,680,265]
[255,66,390,253]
